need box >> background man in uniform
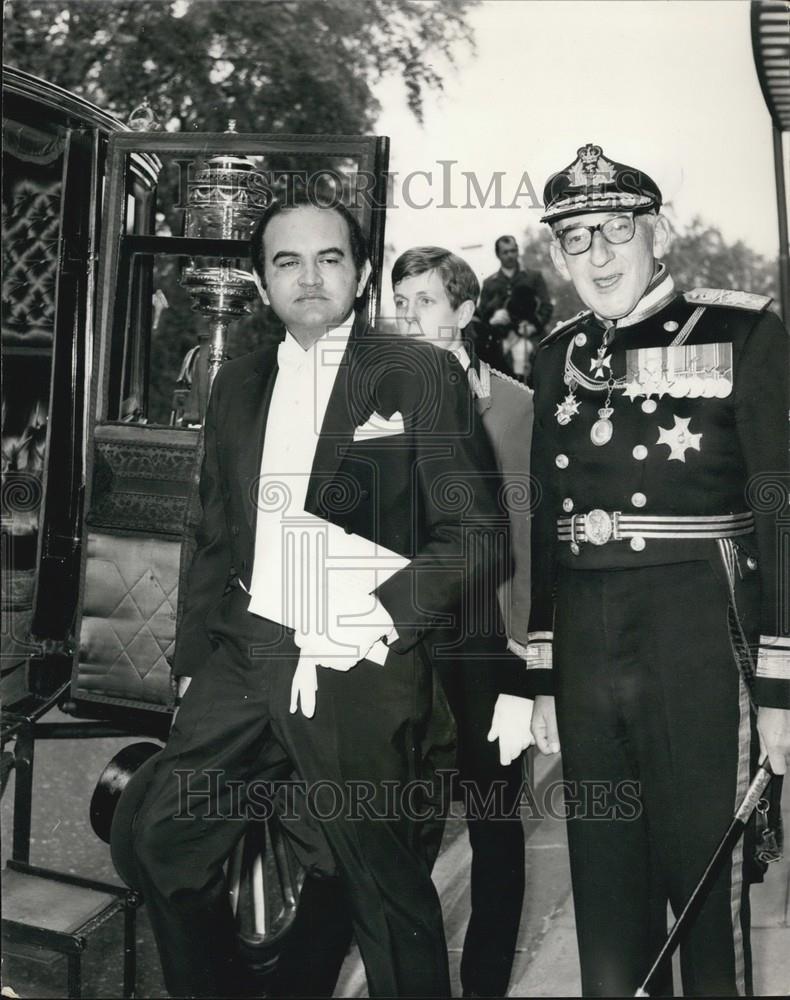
[130,197,504,998]
[475,234,553,381]
[526,143,790,996]
[392,245,534,997]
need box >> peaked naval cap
[541,143,662,224]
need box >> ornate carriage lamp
[177,122,269,421]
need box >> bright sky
[373,0,785,288]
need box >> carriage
[1,66,389,996]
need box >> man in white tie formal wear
[131,197,504,998]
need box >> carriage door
[2,106,99,707]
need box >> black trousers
[131,587,450,998]
[273,634,526,999]
[553,557,759,997]
[430,644,526,998]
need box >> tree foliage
[3,0,477,132]
[522,218,781,330]
[4,0,478,423]
[663,216,778,300]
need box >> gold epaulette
[684,288,772,312]
[540,309,592,346]
[490,367,532,392]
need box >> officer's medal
[560,326,624,444]
[588,342,615,444]
[590,346,612,379]
[591,403,614,446]
[555,382,580,425]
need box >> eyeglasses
[555,209,652,256]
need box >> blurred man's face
[496,239,520,271]
[259,205,368,341]
[393,270,470,351]
[549,211,670,320]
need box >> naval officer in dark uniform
[526,143,790,996]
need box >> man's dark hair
[249,195,369,287]
[392,246,480,311]
[494,235,518,256]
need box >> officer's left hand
[757,706,790,775]
[487,694,535,766]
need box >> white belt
[557,510,755,548]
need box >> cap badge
[580,143,603,173]
[569,143,617,188]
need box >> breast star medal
[555,392,580,426]
[656,414,702,462]
[622,379,645,402]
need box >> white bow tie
[277,335,311,373]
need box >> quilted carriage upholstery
[71,426,200,712]
[2,176,62,347]
[73,531,179,710]
[2,117,65,346]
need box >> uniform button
[641,399,657,414]
[562,498,574,512]
[344,524,353,534]
[632,445,648,461]
[631,492,647,508]
[360,489,370,499]
[232,525,240,536]
[555,454,569,469]
[574,333,587,347]
[747,556,758,571]
[630,535,646,552]
[570,542,580,555]
[663,320,679,333]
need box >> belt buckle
[584,509,613,546]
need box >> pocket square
[353,410,405,441]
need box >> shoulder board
[540,309,592,346]
[490,367,532,392]
[684,288,772,312]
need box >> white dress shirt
[246,319,394,683]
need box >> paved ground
[2,708,789,997]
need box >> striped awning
[752,1,790,131]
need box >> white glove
[487,694,535,766]
[289,612,394,719]
[290,656,320,718]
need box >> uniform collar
[612,264,675,329]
